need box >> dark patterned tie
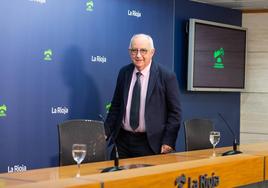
[130,72,142,130]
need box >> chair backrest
[184,118,214,151]
[58,119,107,166]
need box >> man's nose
[136,50,142,57]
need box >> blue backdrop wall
[0,0,174,173]
[0,0,242,173]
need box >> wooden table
[1,142,268,187]
[0,153,200,187]
[239,142,268,180]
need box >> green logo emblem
[44,49,53,61]
[0,105,7,117]
[105,102,111,113]
[86,0,94,11]
[213,48,224,69]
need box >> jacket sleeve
[104,68,124,139]
[162,72,181,149]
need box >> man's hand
[161,144,174,154]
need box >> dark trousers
[111,128,155,159]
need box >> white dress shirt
[123,62,151,132]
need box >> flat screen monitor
[187,18,247,92]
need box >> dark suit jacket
[105,62,181,154]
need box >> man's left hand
[161,144,174,154]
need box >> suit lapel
[123,63,158,110]
[146,62,158,106]
[123,64,134,107]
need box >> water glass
[72,144,87,177]
[209,131,220,156]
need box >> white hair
[129,34,154,49]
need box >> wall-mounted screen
[187,18,247,92]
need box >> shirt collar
[134,61,151,77]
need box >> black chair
[184,118,214,151]
[58,119,107,166]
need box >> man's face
[129,36,155,71]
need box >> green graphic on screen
[0,105,7,117]
[213,47,224,69]
[44,49,53,61]
[86,0,94,11]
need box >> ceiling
[190,0,268,10]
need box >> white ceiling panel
[190,0,268,10]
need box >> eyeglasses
[129,48,149,56]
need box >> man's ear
[151,49,155,56]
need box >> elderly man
[105,33,181,158]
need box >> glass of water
[72,144,87,177]
[209,131,220,157]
